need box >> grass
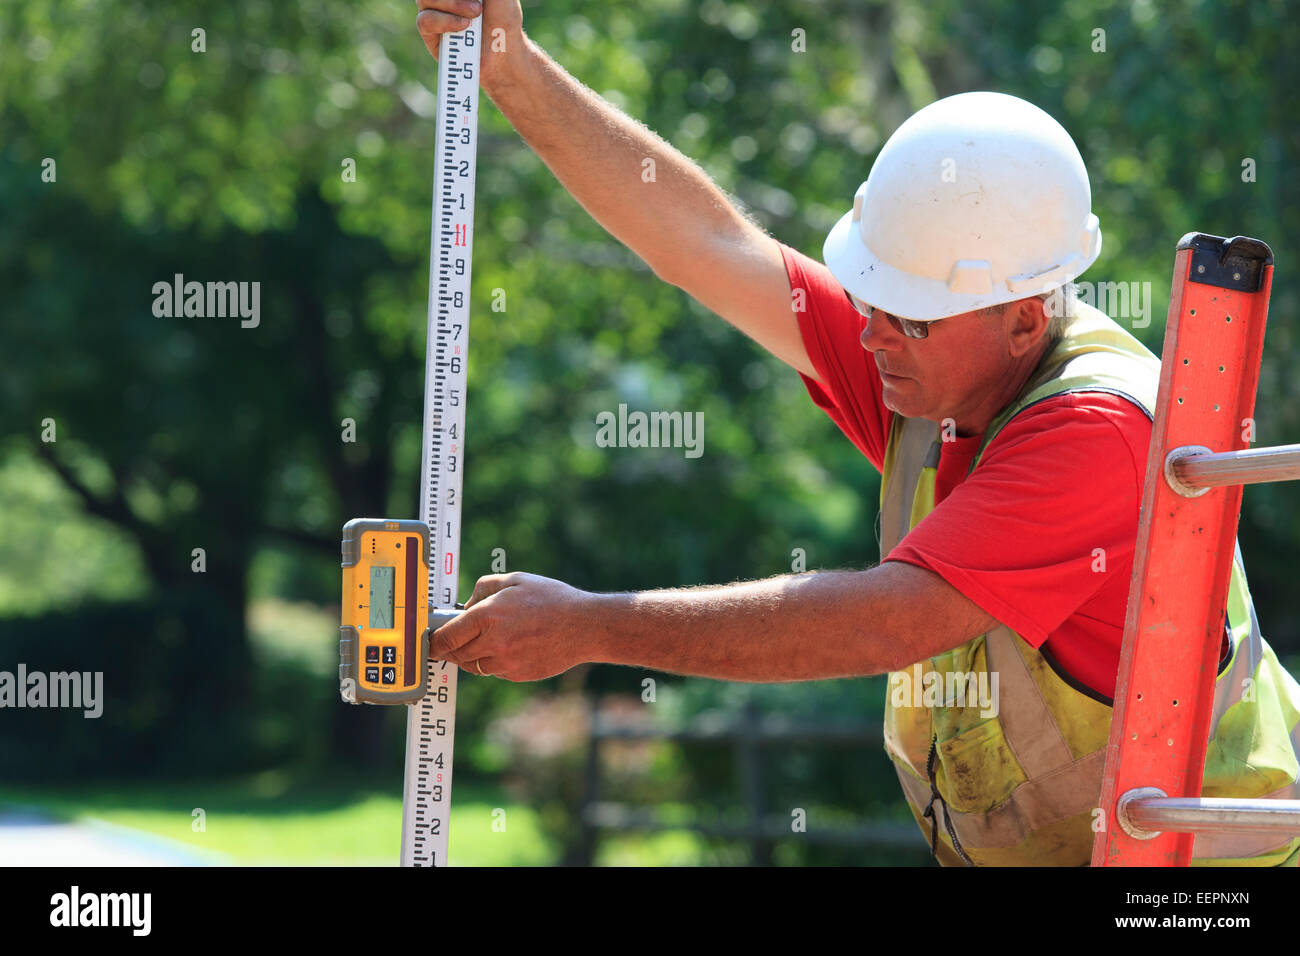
[0,772,558,866]
[1,777,910,866]
[596,829,720,866]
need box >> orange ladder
[1093,232,1300,866]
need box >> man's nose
[860,307,903,351]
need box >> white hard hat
[823,91,1101,322]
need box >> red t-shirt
[780,241,1154,700]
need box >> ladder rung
[1166,443,1300,494]
[1120,790,1300,837]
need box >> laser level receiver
[339,518,458,705]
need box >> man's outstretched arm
[416,1,816,379]
[430,563,1000,683]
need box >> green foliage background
[2,0,1298,864]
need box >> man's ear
[1006,297,1050,357]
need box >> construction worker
[415,2,1300,865]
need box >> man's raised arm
[416,0,817,380]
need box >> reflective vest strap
[879,417,938,560]
[908,440,941,532]
[969,302,1160,470]
[986,628,1074,776]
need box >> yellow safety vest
[878,300,1300,866]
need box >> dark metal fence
[575,695,928,865]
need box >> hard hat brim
[822,209,995,322]
[822,207,1101,323]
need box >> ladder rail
[1092,233,1276,867]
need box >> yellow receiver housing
[339,518,431,704]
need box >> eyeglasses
[847,292,933,339]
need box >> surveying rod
[338,15,483,867]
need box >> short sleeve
[884,394,1149,648]
[778,241,893,471]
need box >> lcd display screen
[369,566,395,629]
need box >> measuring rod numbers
[404,11,482,871]
[337,19,483,867]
